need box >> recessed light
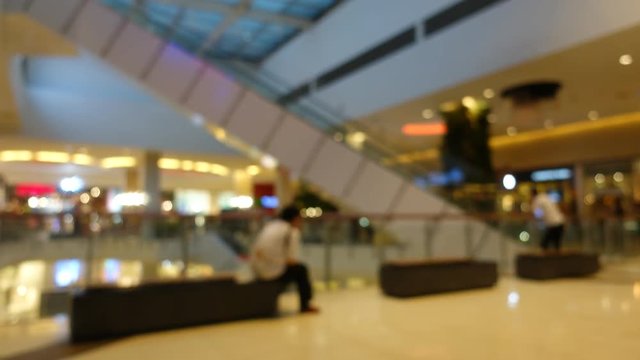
[462,96,476,108]
[483,88,495,99]
[487,113,497,123]
[507,126,518,136]
[619,54,633,66]
[421,109,434,119]
[588,110,599,121]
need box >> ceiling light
[487,114,497,124]
[194,162,211,173]
[191,113,205,126]
[346,131,367,150]
[421,109,434,119]
[261,155,278,169]
[483,88,495,99]
[101,156,136,168]
[72,154,93,166]
[507,126,518,136]
[462,96,476,108]
[158,158,181,170]
[588,110,599,121]
[35,151,69,163]
[594,173,605,184]
[213,128,227,140]
[1,150,33,162]
[210,164,230,176]
[181,160,194,171]
[619,54,633,66]
[246,165,260,176]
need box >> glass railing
[2,210,639,324]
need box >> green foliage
[293,183,339,212]
[440,102,495,184]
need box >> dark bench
[379,259,498,298]
[71,277,282,342]
[516,252,600,280]
[40,290,72,317]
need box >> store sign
[15,183,56,197]
[531,168,572,182]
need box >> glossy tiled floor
[2,259,640,360]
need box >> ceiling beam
[152,0,312,29]
[196,0,251,56]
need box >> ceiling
[103,0,340,63]
[351,21,640,164]
[0,14,76,133]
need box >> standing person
[250,205,319,314]
[531,189,566,252]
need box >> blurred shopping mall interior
[1,0,640,358]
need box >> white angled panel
[266,115,323,173]
[105,22,163,78]
[4,0,28,12]
[391,185,449,214]
[304,140,363,199]
[185,67,242,125]
[68,1,123,55]
[29,0,83,32]
[226,92,282,148]
[345,161,403,213]
[146,45,203,102]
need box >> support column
[233,169,252,196]
[140,151,161,239]
[574,163,586,219]
[275,167,294,208]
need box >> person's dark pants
[276,263,313,311]
[541,224,564,250]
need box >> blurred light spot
[507,291,520,308]
[613,172,624,183]
[483,88,495,99]
[90,187,101,198]
[502,174,517,190]
[619,54,633,66]
[161,200,173,212]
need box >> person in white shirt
[250,205,319,313]
[531,188,566,251]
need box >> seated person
[250,205,319,314]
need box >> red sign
[15,183,56,197]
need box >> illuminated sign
[531,168,572,182]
